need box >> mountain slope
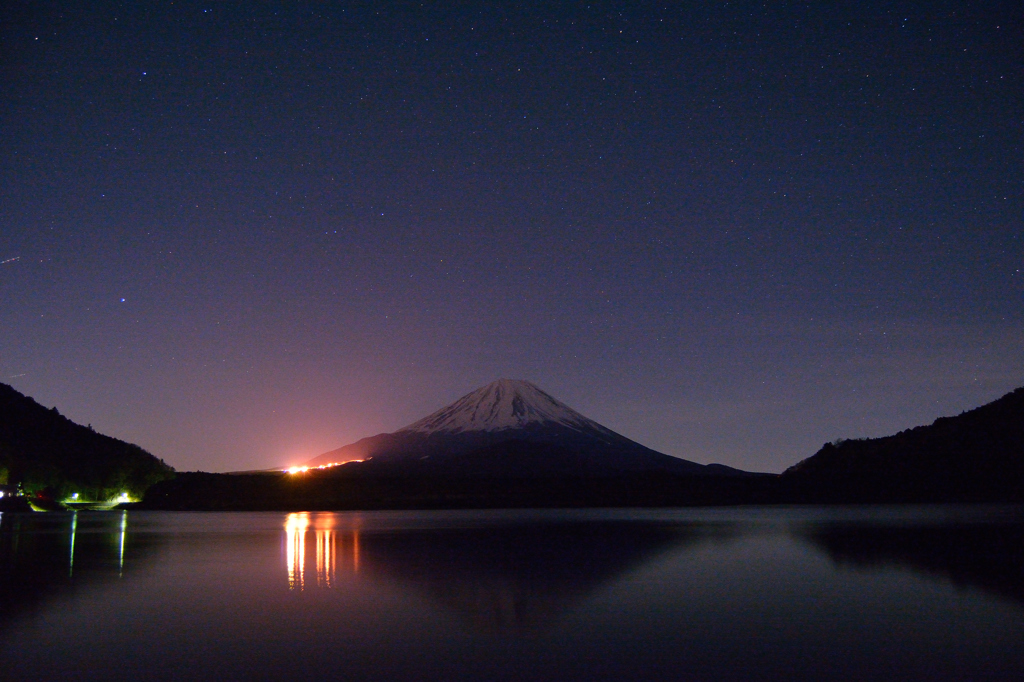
[305,379,731,477]
[399,379,616,436]
[781,386,1024,502]
[0,382,173,500]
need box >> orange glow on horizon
[284,459,367,474]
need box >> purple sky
[2,1,1021,472]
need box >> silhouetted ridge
[0,382,173,500]
[782,386,1024,502]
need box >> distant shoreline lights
[285,460,366,475]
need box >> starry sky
[2,1,1021,473]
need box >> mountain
[0,382,173,501]
[781,386,1024,502]
[304,379,739,477]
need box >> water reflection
[285,513,361,590]
[283,513,731,632]
[799,520,1024,610]
[118,510,127,574]
[285,513,307,589]
[0,511,160,630]
[3,509,1024,681]
[68,512,77,576]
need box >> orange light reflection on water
[285,513,309,590]
[285,513,360,590]
[316,530,334,588]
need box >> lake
[1,506,1023,681]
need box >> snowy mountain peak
[397,379,611,435]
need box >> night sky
[2,1,1021,473]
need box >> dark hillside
[0,383,173,501]
[141,466,780,511]
[781,387,1024,502]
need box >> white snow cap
[398,379,611,435]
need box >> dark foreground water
[1,507,1023,681]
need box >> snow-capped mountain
[398,379,617,436]
[303,379,737,477]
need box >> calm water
[1,506,1023,681]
